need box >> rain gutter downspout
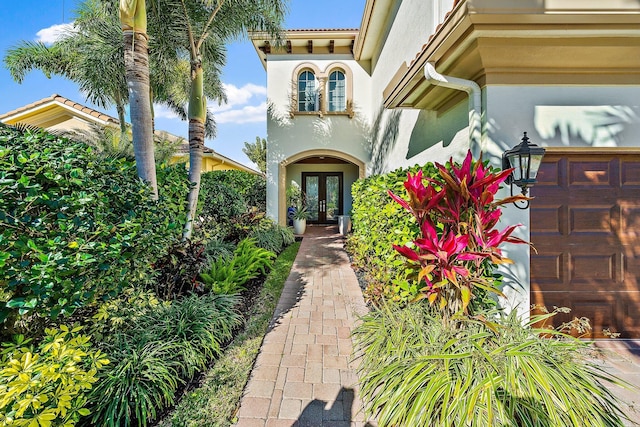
[424,62,482,157]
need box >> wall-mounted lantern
[502,132,546,209]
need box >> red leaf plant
[389,151,529,317]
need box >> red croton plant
[389,151,529,317]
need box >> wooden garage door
[530,151,640,338]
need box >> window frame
[297,70,319,112]
[327,70,347,112]
[291,63,353,118]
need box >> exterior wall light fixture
[502,132,546,210]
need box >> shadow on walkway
[295,387,375,427]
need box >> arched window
[328,70,346,112]
[298,70,318,112]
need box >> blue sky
[0,0,366,168]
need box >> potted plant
[287,183,309,234]
[293,205,309,234]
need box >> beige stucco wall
[265,55,373,222]
[366,0,470,174]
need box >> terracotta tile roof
[406,0,462,69]
[176,143,215,154]
[0,94,118,124]
[286,28,359,32]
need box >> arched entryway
[278,149,365,226]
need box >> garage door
[530,151,640,338]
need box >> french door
[302,172,343,224]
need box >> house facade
[0,94,260,175]
[252,0,640,338]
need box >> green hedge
[0,125,189,332]
[346,163,438,304]
[199,170,266,212]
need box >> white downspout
[424,62,482,157]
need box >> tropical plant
[199,238,275,295]
[155,0,288,239]
[88,293,241,427]
[0,326,109,427]
[248,217,295,254]
[119,0,158,198]
[152,240,208,300]
[203,237,236,262]
[292,206,310,221]
[242,136,267,173]
[388,151,527,317]
[58,122,181,164]
[4,0,129,138]
[354,302,633,427]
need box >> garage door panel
[569,206,617,235]
[571,253,620,281]
[531,152,640,338]
[535,158,564,187]
[532,291,619,338]
[568,159,617,187]
[531,253,564,281]
[530,206,563,235]
[622,160,640,187]
[621,203,640,233]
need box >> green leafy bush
[0,125,189,333]
[0,326,109,426]
[248,217,295,254]
[346,164,436,304]
[89,293,242,427]
[152,240,208,300]
[195,179,246,240]
[203,238,236,262]
[200,170,266,211]
[199,238,276,295]
[354,303,632,427]
[87,288,164,342]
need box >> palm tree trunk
[182,64,207,240]
[114,94,128,141]
[120,0,158,199]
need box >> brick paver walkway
[233,226,640,427]
[234,226,375,427]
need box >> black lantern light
[502,132,546,209]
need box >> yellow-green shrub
[0,326,109,426]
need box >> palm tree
[148,0,287,239]
[58,122,180,164]
[243,136,267,174]
[4,0,128,138]
[119,0,158,199]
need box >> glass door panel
[302,172,343,224]
[304,176,319,222]
[325,176,340,222]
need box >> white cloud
[211,83,267,113]
[36,23,74,45]
[153,104,181,120]
[216,102,267,124]
[150,83,268,125]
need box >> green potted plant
[287,183,309,234]
[293,205,309,234]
